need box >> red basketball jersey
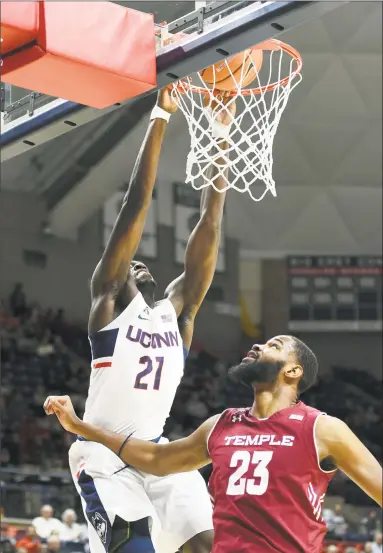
[207,402,336,553]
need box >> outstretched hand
[157,87,178,114]
[205,91,237,127]
[44,395,81,434]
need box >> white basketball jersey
[83,292,186,439]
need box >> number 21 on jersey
[134,356,164,391]
[226,451,273,496]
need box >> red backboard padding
[1,2,39,54]
[2,2,156,109]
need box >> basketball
[199,48,263,91]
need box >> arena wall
[0,191,100,319]
[0,190,241,357]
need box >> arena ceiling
[1,1,382,256]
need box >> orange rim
[171,39,302,97]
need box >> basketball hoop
[170,39,303,202]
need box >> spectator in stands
[32,506,62,540]
[15,527,41,553]
[326,545,340,553]
[0,299,18,329]
[1,542,16,553]
[371,532,382,553]
[323,506,335,530]
[50,309,66,336]
[361,510,382,540]
[185,390,209,423]
[45,537,61,553]
[325,503,348,539]
[364,543,374,553]
[1,429,20,466]
[58,510,82,543]
[9,283,27,318]
[365,405,380,425]
[36,330,55,357]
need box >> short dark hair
[292,337,318,393]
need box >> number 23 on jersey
[227,450,274,496]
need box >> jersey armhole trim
[206,410,227,457]
[92,291,144,333]
[183,345,189,361]
[313,413,338,474]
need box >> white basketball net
[171,41,302,201]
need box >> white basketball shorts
[68,439,213,553]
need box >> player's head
[130,260,156,291]
[229,335,318,395]
[116,260,157,311]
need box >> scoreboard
[287,256,382,332]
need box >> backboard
[1,1,343,161]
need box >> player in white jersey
[68,88,236,553]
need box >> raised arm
[316,414,382,507]
[44,395,217,476]
[166,97,236,349]
[89,89,177,333]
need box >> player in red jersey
[45,335,382,553]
